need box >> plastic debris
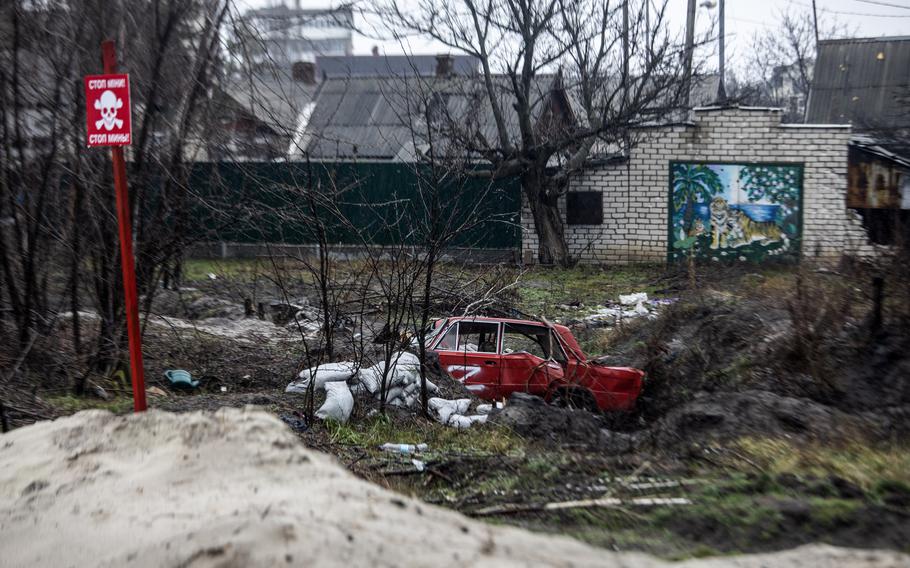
[165,369,199,389]
[380,443,428,454]
[619,292,648,305]
[146,386,169,398]
[279,413,308,433]
[411,459,426,472]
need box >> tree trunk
[522,172,570,266]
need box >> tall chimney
[435,54,454,77]
[292,61,316,85]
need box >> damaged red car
[426,316,644,411]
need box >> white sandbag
[358,364,384,394]
[315,381,354,423]
[475,404,493,415]
[286,362,357,394]
[428,397,472,424]
[447,414,488,429]
[359,352,421,393]
[380,386,405,404]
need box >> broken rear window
[501,323,567,363]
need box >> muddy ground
[2,258,909,560]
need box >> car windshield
[423,319,447,346]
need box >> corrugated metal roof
[225,70,318,134]
[807,36,910,128]
[303,74,557,159]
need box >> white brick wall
[521,107,874,264]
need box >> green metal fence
[187,162,521,249]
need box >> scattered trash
[165,369,199,390]
[582,292,678,328]
[207,273,217,280]
[475,404,493,415]
[315,381,354,423]
[279,413,308,433]
[91,383,110,401]
[146,386,169,398]
[472,496,692,517]
[411,459,426,472]
[220,386,228,393]
[619,292,648,305]
[380,443,428,454]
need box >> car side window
[457,322,499,353]
[501,324,568,363]
[436,324,458,350]
[502,324,547,358]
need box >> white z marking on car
[446,365,482,382]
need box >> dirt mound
[643,389,865,449]
[2,409,906,567]
[489,392,605,444]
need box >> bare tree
[372,0,697,266]
[746,9,850,122]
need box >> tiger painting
[708,196,732,249]
[709,196,788,251]
[687,218,706,238]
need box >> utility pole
[717,0,726,103]
[811,0,820,49]
[684,0,696,107]
[645,0,650,67]
[622,0,629,101]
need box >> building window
[566,191,603,225]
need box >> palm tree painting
[671,163,724,235]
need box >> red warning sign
[84,74,132,147]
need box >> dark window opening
[567,191,603,225]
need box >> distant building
[316,54,478,80]
[770,62,810,121]
[807,36,910,244]
[237,3,353,68]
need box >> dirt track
[1,408,908,568]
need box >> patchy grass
[46,394,134,415]
[731,437,910,494]
[325,413,525,456]
[516,265,664,317]
[181,257,315,284]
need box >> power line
[850,0,910,11]
[788,0,910,17]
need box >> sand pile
[1,408,907,568]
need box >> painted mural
[669,162,802,263]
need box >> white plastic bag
[619,292,648,306]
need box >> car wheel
[551,387,599,413]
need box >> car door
[499,323,564,397]
[433,320,501,399]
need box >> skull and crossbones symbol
[94,90,123,131]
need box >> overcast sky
[241,0,910,72]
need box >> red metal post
[102,40,147,412]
